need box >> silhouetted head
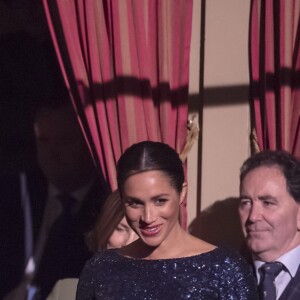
[34,102,96,192]
[86,189,137,252]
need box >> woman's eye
[126,199,141,208]
[116,226,125,232]
[155,198,167,205]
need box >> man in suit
[4,101,109,299]
[238,150,300,300]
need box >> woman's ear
[180,183,187,205]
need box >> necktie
[258,262,284,300]
[57,193,75,212]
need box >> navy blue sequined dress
[76,247,258,299]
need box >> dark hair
[117,141,184,194]
[240,150,300,202]
[85,190,124,252]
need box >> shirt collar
[277,244,300,277]
[48,180,94,203]
[254,244,300,282]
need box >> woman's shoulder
[214,247,251,266]
[204,246,251,270]
[83,249,119,270]
[206,247,256,289]
[77,250,120,293]
[172,234,239,261]
[206,246,241,258]
[180,246,252,278]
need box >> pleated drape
[42,0,193,226]
[249,0,300,157]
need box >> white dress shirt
[254,244,300,299]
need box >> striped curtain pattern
[43,0,193,188]
[249,0,300,157]
[43,0,193,226]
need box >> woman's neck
[120,224,190,260]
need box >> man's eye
[263,200,274,206]
[239,199,251,207]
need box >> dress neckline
[110,246,219,262]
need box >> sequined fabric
[76,247,258,299]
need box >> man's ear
[180,183,187,205]
[297,204,300,231]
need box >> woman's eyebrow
[125,197,144,203]
[151,193,169,199]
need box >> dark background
[0,0,66,174]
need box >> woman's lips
[140,225,161,237]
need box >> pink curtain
[250,0,300,158]
[42,0,193,227]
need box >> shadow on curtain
[249,0,300,157]
[42,0,194,227]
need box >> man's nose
[248,203,261,222]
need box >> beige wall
[187,0,252,228]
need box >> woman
[46,190,137,300]
[77,141,258,299]
[86,189,138,251]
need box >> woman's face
[107,217,138,249]
[122,170,186,249]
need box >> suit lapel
[27,168,48,243]
[77,178,109,232]
[278,265,300,300]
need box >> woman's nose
[141,205,156,224]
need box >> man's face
[239,166,300,262]
[34,107,94,189]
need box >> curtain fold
[249,0,300,158]
[42,0,193,227]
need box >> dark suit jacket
[0,168,110,299]
[33,173,110,299]
[0,169,46,299]
[279,264,300,300]
[251,259,300,300]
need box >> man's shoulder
[279,264,300,300]
[81,177,110,212]
[86,177,110,201]
[77,179,110,231]
[292,264,300,280]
